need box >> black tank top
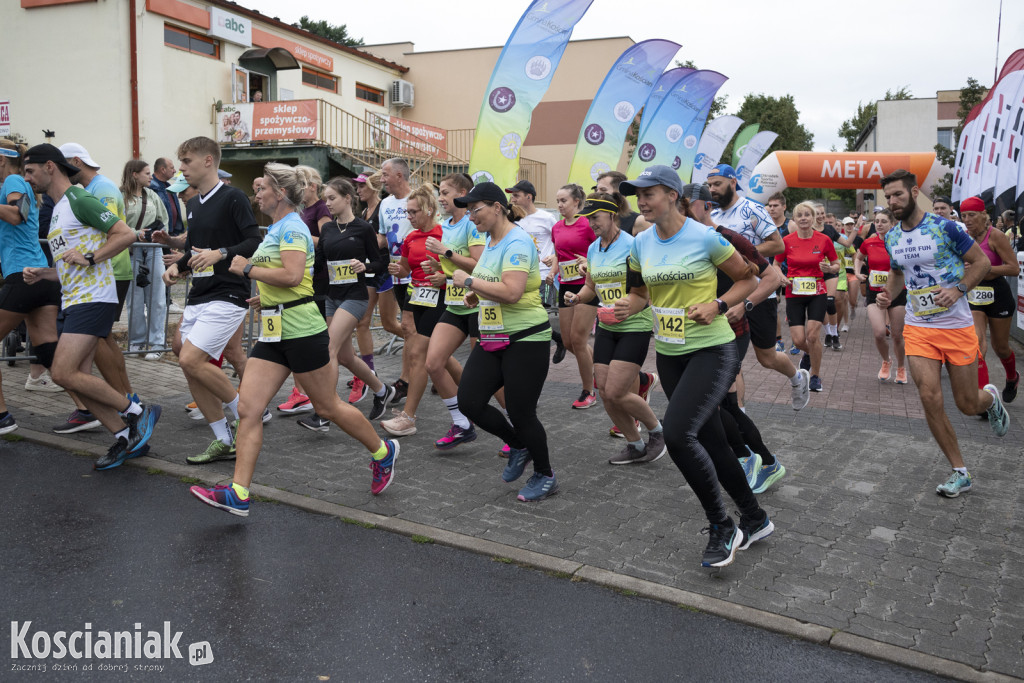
[618,211,639,235]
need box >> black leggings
[657,343,760,524]
[722,392,776,466]
[458,340,552,476]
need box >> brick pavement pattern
[3,302,1022,677]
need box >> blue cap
[707,164,738,180]
[619,165,684,197]
[217,169,232,179]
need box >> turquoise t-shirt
[628,219,736,356]
[586,230,652,333]
[471,225,550,342]
[441,213,486,316]
[251,212,325,340]
[0,174,45,274]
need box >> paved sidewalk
[3,302,1023,678]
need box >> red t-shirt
[551,216,594,284]
[775,231,837,298]
[858,234,892,292]
[401,224,444,287]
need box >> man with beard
[707,165,808,410]
[877,169,1008,498]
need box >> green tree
[930,77,988,198]
[295,16,363,47]
[837,87,913,152]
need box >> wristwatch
[84,252,96,266]
[744,299,755,312]
[219,248,229,261]
[242,264,253,279]
[715,298,728,314]
[464,277,474,290]
[955,283,968,295]
[444,248,454,259]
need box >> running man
[878,170,1010,498]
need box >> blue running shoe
[738,512,775,550]
[775,339,785,352]
[800,353,811,371]
[517,472,559,502]
[502,447,532,482]
[701,520,743,568]
[752,460,787,493]
[740,449,762,488]
[126,444,150,460]
[983,384,1010,437]
[936,470,972,498]
[789,345,800,355]
[126,404,162,455]
[94,437,129,471]
[809,375,822,392]
[191,484,250,517]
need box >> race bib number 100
[595,281,625,306]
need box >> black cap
[933,196,952,206]
[24,143,81,177]
[682,182,713,204]
[504,180,536,198]
[577,198,619,217]
[454,182,509,208]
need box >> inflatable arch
[744,151,944,204]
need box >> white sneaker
[840,324,849,333]
[145,352,161,361]
[25,372,64,393]
[168,302,185,314]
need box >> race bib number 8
[868,270,888,288]
[559,259,582,281]
[791,277,818,295]
[909,285,948,317]
[478,300,504,331]
[596,281,625,307]
[259,307,282,343]
[653,306,686,345]
[328,260,358,285]
[967,286,994,305]
[410,285,440,307]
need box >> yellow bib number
[559,259,582,281]
[191,249,213,278]
[445,278,466,303]
[410,285,440,307]
[259,307,282,343]
[328,260,358,285]
[653,306,686,345]
[909,285,948,317]
[595,281,625,307]
[792,277,818,295]
[868,270,888,288]
[478,300,504,332]
[967,285,994,305]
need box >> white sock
[210,418,232,446]
[115,427,129,442]
[789,373,801,386]
[121,401,143,417]
[225,395,240,420]
[953,467,967,475]
[374,384,387,398]
[443,397,471,429]
[739,406,746,414]
[628,439,644,450]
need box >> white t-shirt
[711,196,777,247]
[379,194,412,285]
[516,209,557,278]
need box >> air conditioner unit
[391,80,414,108]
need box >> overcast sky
[241,0,1021,151]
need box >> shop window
[164,24,220,60]
[302,67,338,93]
[356,83,385,105]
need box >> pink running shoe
[278,387,312,413]
[370,440,399,495]
[435,424,478,450]
[572,390,598,409]
[499,443,511,458]
[348,377,368,404]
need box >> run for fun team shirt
[48,186,120,308]
[628,219,736,356]
[883,212,975,329]
[379,194,412,285]
[586,231,652,333]
[858,234,898,292]
[471,226,550,343]
[711,196,777,247]
[251,212,325,340]
[775,232,838,297]
[0,173,45,274]
[440,213,485,316]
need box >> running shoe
[25,372,63,392]
[789,345,800,355]
[752,460,787,494]
[190,484,249,517]
[809,375,822,392]
[840,323,849,333]
[775,339,785,353]
[125,404,161,455]
[1003,375,1019,404]
[878,360,892,381]
[517,472,559,502]
[348,377,368,404]
[502,447,532,482]
[552,331,566,364]
[277,387,313,414]
[609,419,640,438]
[187,438,236,465]
[894,367,908,384]
[389,380,408,405]
[52,409,102,434]
[701,520,743,568]
[370,440,399,495]
[145,352,162,361]
[800,353,811,372]
[187,406,205,421]
[641,431,667,463]
[94,437,129,471]
[571,390,598,409]
[740,450,762,488]
[262,408,273,423]
[0,413,18,435]
[608,442,647,465]
[831,336,843,351]
[297,413,330,432]
[185,400,197,412]
[381,409,417,436]
[791,369,810,410]
[499,444,511,458]
[435,423,477,450]
[850,307,857,320]
[983,384,1010,437]
[346,377,355,389]
[823,335,833,349]
[638,372,659,403]
[369,384,397,421]
[738,511,775,550]
[936,470,972,498]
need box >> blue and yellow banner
[468,0,594,189]
[692,115,744,184]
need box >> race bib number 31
[909,285,948,317]
[653,306,686,345]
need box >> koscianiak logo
[10,621,214,673]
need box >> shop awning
[239,47,300,70]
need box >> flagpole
[994,0,1003,82]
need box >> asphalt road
[1,441,945,682]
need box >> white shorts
[179,300,248,360]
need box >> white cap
[58,142,100,169]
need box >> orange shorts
[903,324,979,366]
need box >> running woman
[451,183,557,502]
[22,144,161,470]
[562,193,664,465]
[546,183,598,409]
[190,163,399,516]
[351,172,389,403]
[297,177,395,432]
[0,139,62,435]
[776,201,839,394]
[620,165,772,568]
[878,170,1009,498]
[854,208,907,383]
[960,196,1020,401]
